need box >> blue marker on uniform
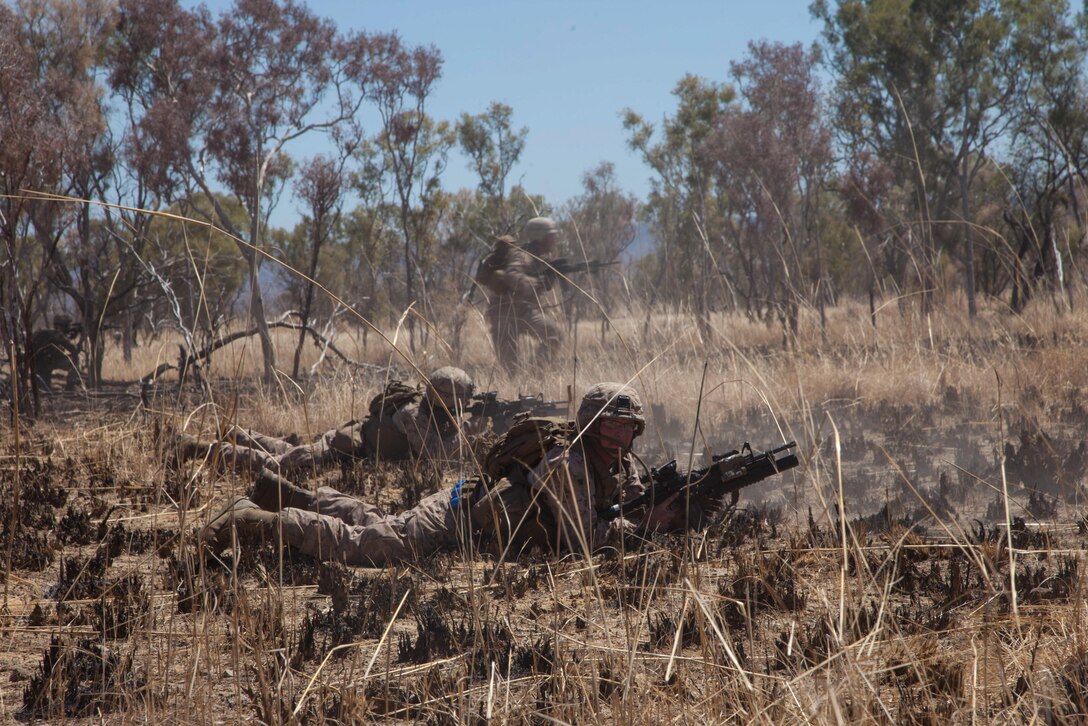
[450,478,465,510]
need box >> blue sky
[193,0,824,224]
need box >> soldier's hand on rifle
[692,488,740,520]
[537,265,559,291]
[641,492,683,533]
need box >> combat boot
[200,497,279,552]
[223,425,257,448]
[172,433,211,463]
[251,469,317,512]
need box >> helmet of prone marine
[525,216,559,244]
[426,366,475,408]
[576,382,646,438]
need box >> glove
[641,492,683,533]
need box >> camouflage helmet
[52,314,80,336]
[576,382,645,437]
[427,366,475,407]
[525,216,559,244]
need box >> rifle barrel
[601,442,798,521]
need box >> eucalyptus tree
[458,102,526,203]
[704,41,834,340]
[339,194,399,343]
[455,101,529,236]
[999,0,1088,311]
[44,0,135,388]
[560,162,638,327]
[285,155,347,379]
[110,0,385,383]
[814,0,1049,317]
[623,75,735,338]
[0,2,52,410]
[0,0,114,408]
[141,193,250,344]
[360,34,452,350]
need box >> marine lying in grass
[200,382,796,564]
[174,367,482,475]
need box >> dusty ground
[3,313,1088,722]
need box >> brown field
[4,294,1088,723]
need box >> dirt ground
[2,365,1088,723]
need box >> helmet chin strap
[585,440,624,472]
[588,422,630,458]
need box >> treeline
[3,0,1087,404]
[627,1,1088,339]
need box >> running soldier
[199,381,688,564]
[474,217,564,370]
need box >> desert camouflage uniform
[527,444,644,552]
[475,235,562,368]
[276,486,472,565]
[270,446,639,566]
[204,381,667,565]
[203,398,467,476]
[186,368,478,476]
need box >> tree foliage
[813,0,1083,315]
[7,0,1088,404]
[624,74,735,338]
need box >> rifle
[600,441,799,522]
[540,257,619,278]
[467,392,569,427]
[461,259,481,304]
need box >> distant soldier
[29,314,82,392]
[175,367,481,476]
[474,216,564,370]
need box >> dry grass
[4,290,1088,723]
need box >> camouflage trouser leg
[209,442,278,473]
[62,361,80,390]
[292,486,387,526]
[469,479,553,557]
[277,489,464,566]
[518,305,562,363]
[488,302,520,369]
[33,357,80,392]
[224,426,294,455]
[209,435,333,476]
[30,331,81,392]
[274,434,337,476]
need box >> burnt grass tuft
[7,393,1088,721]
[292,566,419,668]
[22,637,148,719]
[0,456,68,572]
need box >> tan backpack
[483,417,576,481]
[468,417,574,554]
[366,380,423,419]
